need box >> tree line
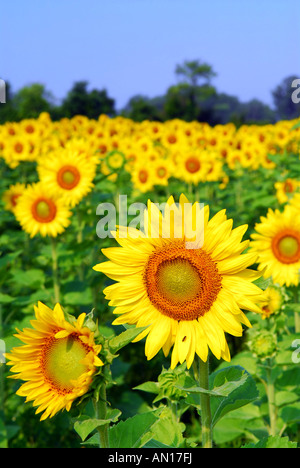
[0,60,299,125]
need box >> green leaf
[133,381,160,395]
[210,366,259,427]
[74,409,121,441]
[108,410,161,448]
[10,269,45,289]
[0,292,15,304]
[280,402,300,424]
[242,435,297,448]
[108,326,148,353]
[146,408,185,448]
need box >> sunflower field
[0,112,299,450]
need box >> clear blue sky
[1,0,300,110]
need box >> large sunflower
[94,194,262,368]
[5,302,103,421]
[37,149,97,207]
[14,182,72,238]
[250,204,300,287]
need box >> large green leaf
[210,366,259,427]
[74,409,121,441]
[108,410,161,448]
[242,435,297,448]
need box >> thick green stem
[266,358,277,436]
[94,384,109,448]
[293,287,300,333]
[198,357,213,448]
[50,237,60,304]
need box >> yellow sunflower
[258,286,283,319]
[274,178,300,204]
[250,204,300,286]
[130,163,155,193]
[37,149,97,207]
[177,149,209,185]
[94,194,262,368]
[14,182,72,238]
[2,183,26,213]
[5,302,103,421]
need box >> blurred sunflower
[177,150,208,185]
[94,194,262,368]
[130,163,155,193]
[250,204,300,286]
[2,182,26,213]
[258,286,283,319]
[14,182,72,238]
[6,302,103,421]
[37,149,97,207]
[274,178,300,204]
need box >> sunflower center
[185,157,201,174]
[42,334,89,393]
[57,165,81,190]
[157,167,167,178]
[157,259,201,303]
[272,230,300,264]
[278,236,299,257]
[139,170,148,183]
[144,243,222,321]
[32,198,57,223]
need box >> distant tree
[60,81,115,119]
[12,83,54,120]
[175,59,216,87]
[239,99,276,124]
[164,82,216,121]
[272,75,300,120]
[163,59,217,121]
[122,95,162,121]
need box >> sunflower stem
[198,356,213,448]
[50,237,60,304]
[94,384,109,448]
[266,358,277,436]
[293,287,300,333]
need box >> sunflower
[130,163,155,193]
[2,183,26,213]
[250,204,300,287]
[5,302,103,420]
[94,194,262,368]
[37,149,97,207]
[14,182,72,238]
[257,286,283,319]
[177,149,209,185]
[274,178,300,204]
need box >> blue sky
[1,0,300,110]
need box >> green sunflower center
[43,335,89,393]
[278,236,299,258]
[62,170,76,185]
[157,259,201,303]
[144,244,222,321]
[57,165,81,190]
[36,201,51,219]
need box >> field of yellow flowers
[0,113,299,449]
